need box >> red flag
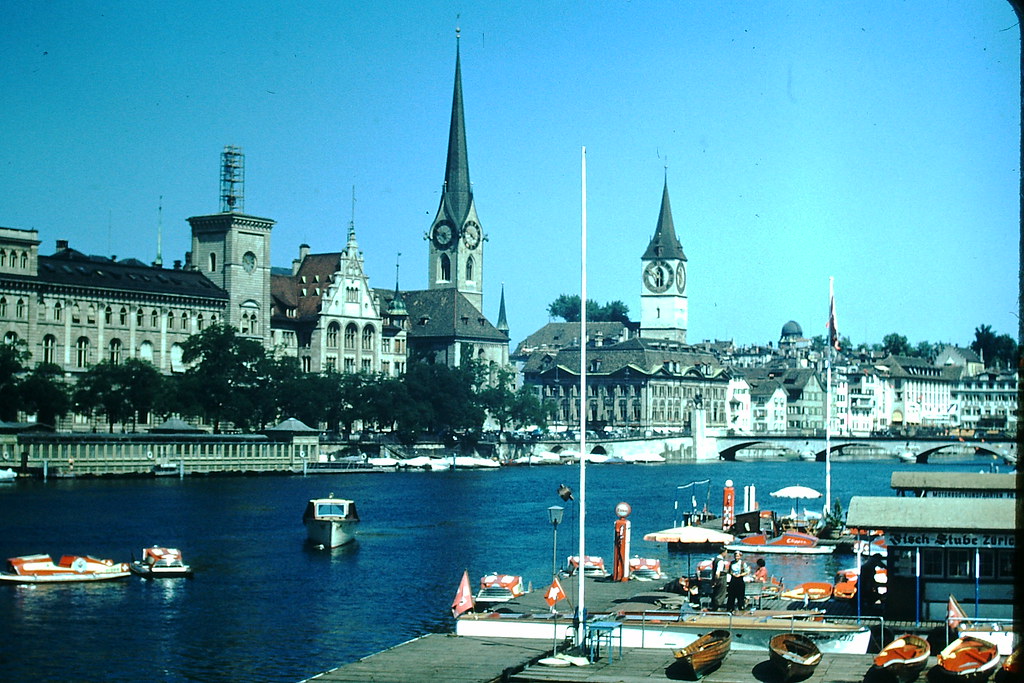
[826,293,840,352]
[544,576,567,607]
[451,570,474,617]
[947,594,965,629]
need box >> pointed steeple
[441,31,472,226]
[389,252,408,317]
[642,179,686,261]
[496,282,509,335]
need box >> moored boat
[474,573,526,606]
[871,633,930,682]
[934,636,1000,681]
[780,581,834,603]
[567,555,608,577]
[670,629,731,679]
[0,554,131,583]
[628,557,663,580]
[130,546,193,579]
[726,531,833,555]
[0,467,16,483]
[303,495,359,548]
[769,632,822,682]
[995,646,1021,681]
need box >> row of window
[324,322,376,351]
[437,254,475,282]
[891,547,1014,581]
[5,331,183,369]
[0,249,29,270]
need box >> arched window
[0,250,5,267]
[20,252,27,268]
[466,256,474,282]
[76,337,90,368]
[209,252,217,272]
[139,340,154,362]
[53,302,62,322]
[181,312,189,331]
[72,304,81,323]
[86,304,95,324]
[440,254,451,281]
[361,326,375,352]
[16,299,25,318]
[170,343,184,373]
[4,331,18,344]
[326,322,340,348]
[108,338,122,364]
[136,308,144,326]
[119,307,128,325]
[104,306,113,325]
[167,311,175,329]
[197,313,204,331]
[42,335,56,364]
[37,300,46,320]
[0,297,7,317]
[151,309,159,328]
[344,324,357,350]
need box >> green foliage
[0,340,30,421]
[880,333,911,356]
[478,365,550,432]
[547,294,630,323]
[19,363,71,427]
[178,324,267,432]
[73,361,138,432]
[971,324,1019,369]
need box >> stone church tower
[639,179,688,343]
[426,33,485,313]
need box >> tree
[914,341,936,361]
[548,294,581,322]
[401,361,484,437]
[19,363,71,427]
[479,365,550,433]
[971,325,1018,369]
[880,333,912,357]
[548,294,631,323]
[73,361,136,432]
[119,358,164,430]
[179,324,267,432]
[0,340,30,421]
[971,324,997,365]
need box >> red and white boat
[0,554,131,583]
[727,531,834,555]
[130,546,193,579]
[475,573,526,605]
[780,581,834,603]
[628,557,663,580]
[935,636,1001,681]
[567,555,608,577]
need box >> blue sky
[2,1,1019,349]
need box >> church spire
[441,28,472,226]
[642,178,686,261]
[496,282,509,335]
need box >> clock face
[463,222,481,249]
[643,261,673,293]
[242,252,256,274]
[676,263,686,293]
[432,223,454,249]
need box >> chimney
[56,239,69,251]
[173,260,182,270]
[293,243,311,276]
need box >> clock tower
[640,179,688,343]
[427,32,485,313]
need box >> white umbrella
[643,525,734,544]
[769,485,822,499]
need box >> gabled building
[875,355,961,428]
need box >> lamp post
[548,505,564,578]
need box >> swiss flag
[544,576,567,607]
[451,570,474,617]
[947,594,965,629]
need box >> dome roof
[781,320,803,338]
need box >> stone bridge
[714,434,1017,464]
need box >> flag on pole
[544,576,567,607]
[826,290,840,352]
[451,570,474,617]
[947,594,965,629]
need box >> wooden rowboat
[779,581,833,603]
[871,633,930,682]
[995,646,1021,682]
[670,629,731,679]
[769,632,822,682]
[934,636,1000,682]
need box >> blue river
[0,457,995,681]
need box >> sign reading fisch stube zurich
[887,532,1015,548]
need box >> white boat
[0,554,131,583]
[0,467,16,483]
[130,546,193,579]
[567,555,608,577]
[303,496,359,548]
[456,609,871,654]
[475,573,527,606]
[450,455,500,469]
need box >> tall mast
[576,146,588,647]
[825,276,835,514]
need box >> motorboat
[935,636,1000,681]
[780,582,834,603]
[726,531,833,555]
[769,632,822,682]
[0,467,16,483]
[0,554,131,583]
[567,555,608,577]
[130,546,193,579]
[670,629,731,679]
[628,557,663,580]
[303,495,359,548]
[474,573,526,606]
[450,455,500,469]
[871,633,930,683]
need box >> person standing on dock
[710,549,729,610]
[726,551,750,611]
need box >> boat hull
[1,554,131,583]
[871,634,930,683]
[305,519,357,548]
[130,562,193,579]
[671,629,731,679]
[769,632,822,682]
[934,636,1001,682]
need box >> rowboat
[780,581,833,603]
[935,636,1001,681]
[628,557,663,580]
[475,573,526,606]
[871,633,930,682]
[0,554,131,583]
[769,632,822,682]
[670,629,730,679]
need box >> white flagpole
[824,277,834,514]
[576,146,588,647]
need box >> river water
[0,457,995,681]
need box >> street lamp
[547,505,564,578]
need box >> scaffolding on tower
[220,146,245,213]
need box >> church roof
[27,247,227,301]
[392,288,507,342]
[438,38,473,227]
[642,180,686,261]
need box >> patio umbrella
[643,525,734,544]
[769,485,821,499]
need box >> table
[584,620,622,663]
